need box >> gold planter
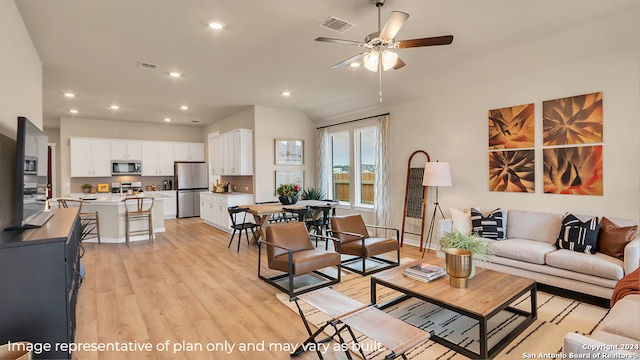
[444,248,473,288]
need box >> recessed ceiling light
[69,109,78,114]
[64,92,75,98]
[169,72,182,78]
[164,118,171,122]
[110,105,120,110]
[208,22,224,30]
[180,105,189,110]
[350,62,360,68]
[282,91,291,96]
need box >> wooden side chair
[122,197,154,246]
[258,221,341,300]
[227,206,258,252]
[56,198,101,243]
[330,214,400,276]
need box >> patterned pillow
[470,208,505,240]
[556,213,599,254]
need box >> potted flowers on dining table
[276,183,301,205]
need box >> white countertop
[201,192,252,197]
[62,193,167,204]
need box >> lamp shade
[423,162,452,187]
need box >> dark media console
[0,208,81,359]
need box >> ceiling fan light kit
[316,0,453,100]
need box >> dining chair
[56,198,101,243]
[227,206,258,252]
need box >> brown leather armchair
[258,222,341,300]
[330,214,400,276]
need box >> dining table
[240,200,338,241]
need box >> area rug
[278,273,609,359]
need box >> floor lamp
[421,161,452,257]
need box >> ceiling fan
[316,0,454,101]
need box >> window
[329,126,376,208]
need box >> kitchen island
[50,193,166,243]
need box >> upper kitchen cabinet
[110,140,142,160]
[174,142,205,162]
[209,129,253,176]
[141,141,174,176]
[70,138,111,177]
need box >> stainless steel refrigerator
[175,162,208,218]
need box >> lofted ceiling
[15,0,639,128]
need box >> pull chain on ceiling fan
[316,0,454,102]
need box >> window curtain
[374,114,391,234]
[316,128,331,199]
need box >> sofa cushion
[598,217,638,260]
[470,208,505,239]
[450,208,472,235]
[506,209,562,244]
[545,250,624,280]
[556,213,599,254]
[489,239,556,264]
[596,294,640,347]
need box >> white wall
[254,106,316,202]
[320,9,640,247]
[0,1,42,137]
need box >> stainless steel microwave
[111,160,142,175]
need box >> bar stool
[56,198,101,243]
[122,197,154,246]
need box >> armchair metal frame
[258,232,342,301]
[332,223,400,276]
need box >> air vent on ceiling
[137,62,157,70]
[319,16,355,33]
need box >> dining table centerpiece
[276,183,301,205]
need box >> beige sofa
[563,294,640,358]
[437,209,640,299]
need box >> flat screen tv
[5,116,49,230]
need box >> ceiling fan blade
[379,11,409,42]
[331,52,367,69]
[315,37,363,46]
[393,58,406,70]
[397,35,454,48]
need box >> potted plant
[439,230,492,278]
[81,184,93,194]
[276,183,301,205]
[301,187,326,200]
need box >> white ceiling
[15,0,639,128]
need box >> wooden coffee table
[371,260,536,359]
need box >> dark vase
[279,195,298,205]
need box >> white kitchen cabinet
[142,142,175,176]
[70,138,111,177]
[174,142,205,162]
[111,140,142,160]
[200,192,253,232]
[208,129,253,175]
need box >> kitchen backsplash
[70,176,174,193]
[220,175,253,194]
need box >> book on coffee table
[403,263,446,282]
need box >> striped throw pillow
[470,208,505,240]
[556,213,599,254]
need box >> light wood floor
[75,217,428,359]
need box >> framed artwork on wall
[543,92,603,145]
[488,150,535,192]
[275,170,304,189]
[543,145,603,195]
[275,139,304,165]
[488,103,535,149]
